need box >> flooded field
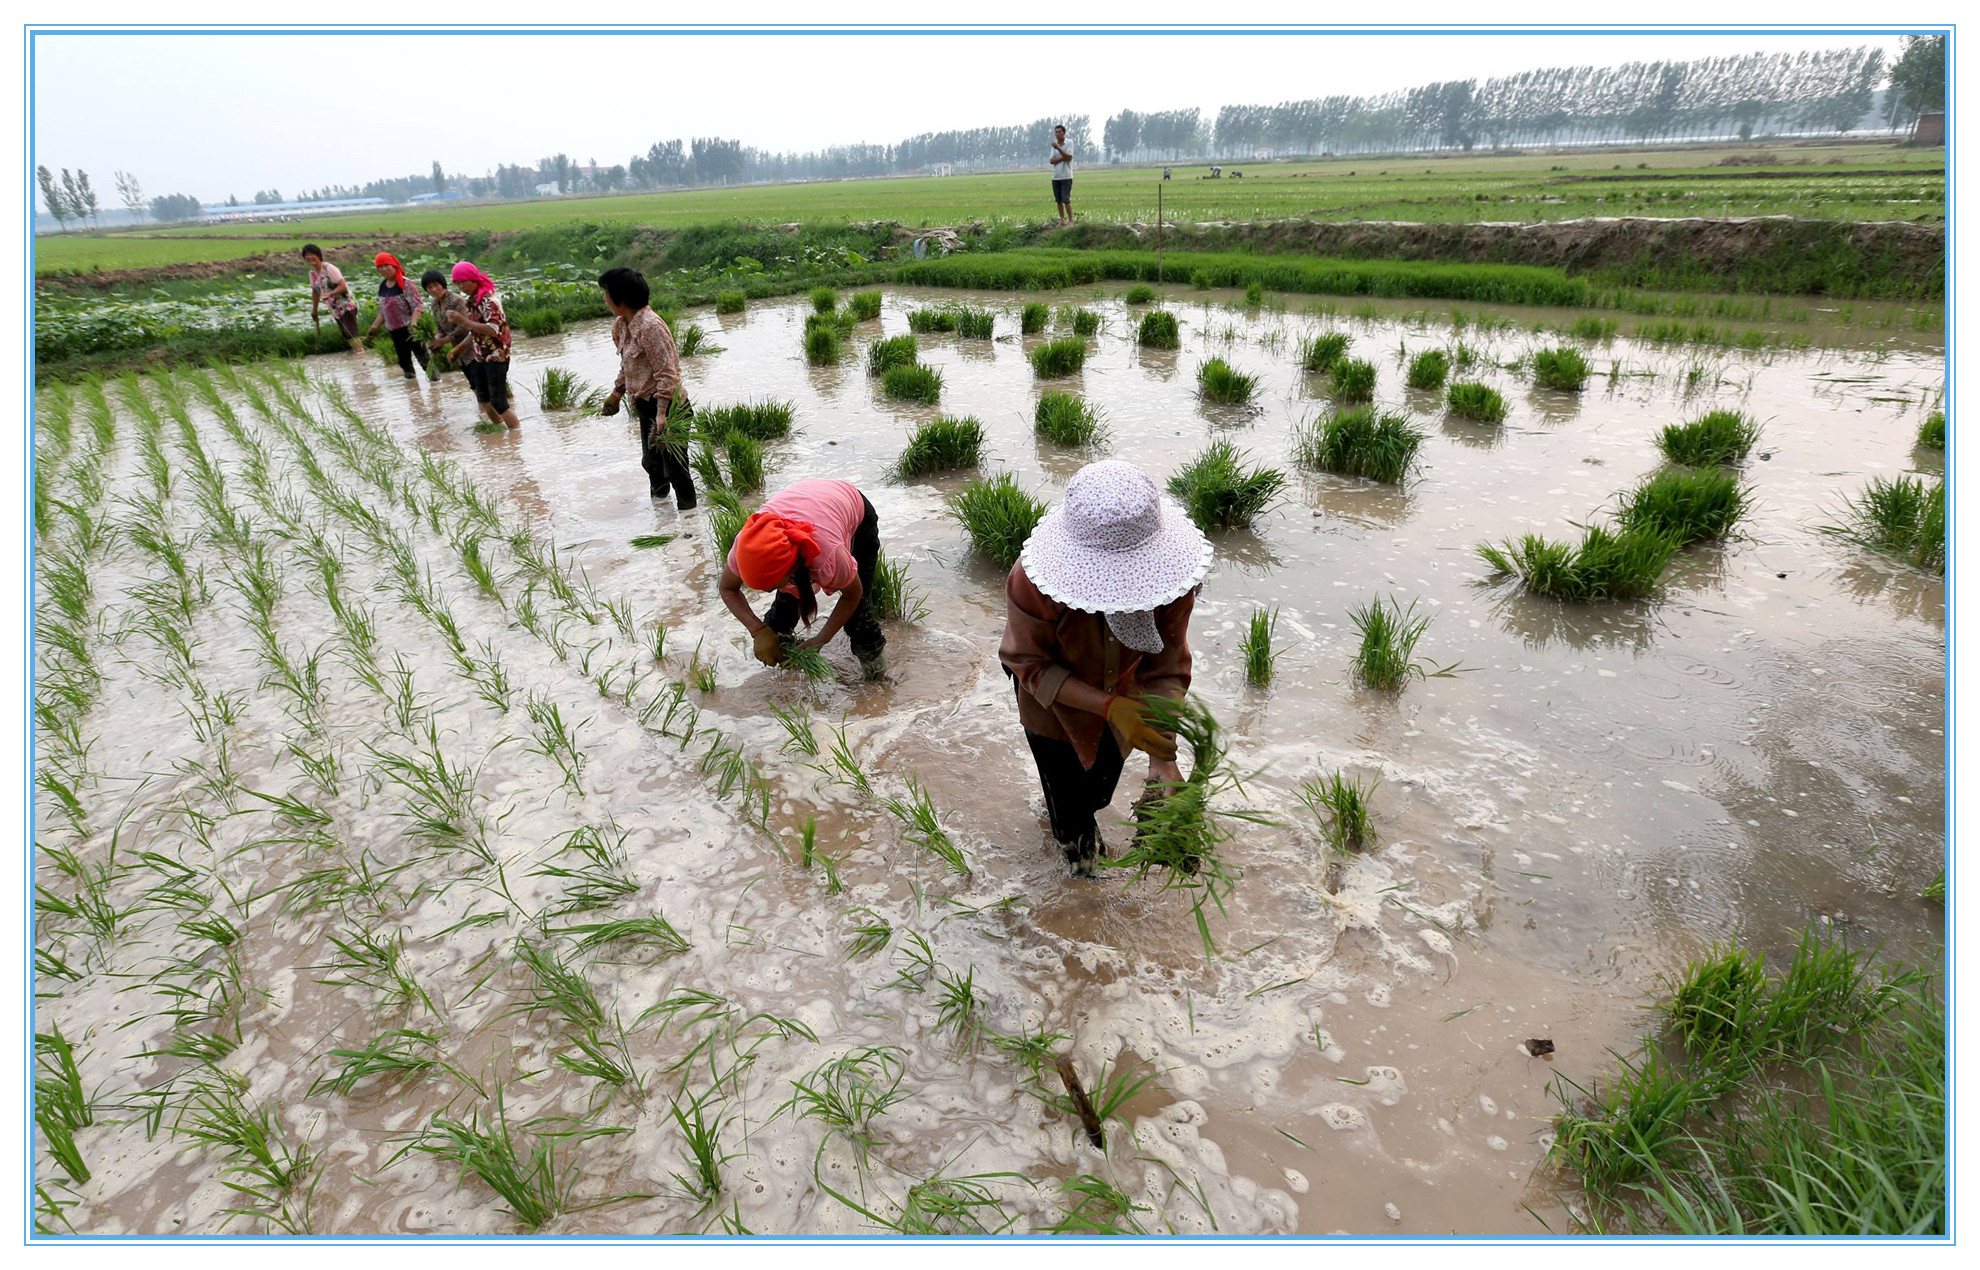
[32,285,1945,1237]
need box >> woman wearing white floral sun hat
[998,460,1214,878]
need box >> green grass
[1346,596,1443,689]
[1299,331,1350,372]
[953,306,996,339]
[1020,301,1050,334]
[804,323,841,366]
[810,286,838,313]
[1296,770,1378,852]
[1477,525,1679,600]
[1197,358,1258,404]
[1615,467,1750,545]
[881,361,943,404]
[1658,410,1762,466]
[1827,475,1945,574]
[1124,283,1156,304]
[1033,391,1107,446]
[947,473,1047,568]
[1406,348,1450,389]
[1137,310,1181,349]
[1167,441,1287,531]
[1029,336,1088,378]
[1446,380,1508,422]
[715,290,746,314]
[1293,406,1424,484]
[1916,411,1944,450]
[907,308,958,333]
[867,333,918,377]
[1532,345,1592,390]
[845,290,884,321]
[895,415,985,478]
[1328,357,1376,401]
[1241,607,1280,687]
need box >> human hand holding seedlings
[600,390,622,417]
[1104,693,1179,762]
[752,625,785,666]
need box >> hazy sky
[33,30,1911,203]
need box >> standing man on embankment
[1050,124,1075,226]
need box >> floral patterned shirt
[376,281,423,331]
[464,290,510,363]
[427,290,477,361]
[310,262,357,317]
[611,307,682,402]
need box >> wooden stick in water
[1055,1056,1105,1150]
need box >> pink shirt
[727,479,866,598]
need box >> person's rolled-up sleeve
[998,566,1071,705]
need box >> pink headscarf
[450,260,496,301]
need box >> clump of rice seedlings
[1048,1174,1153,1235]
[309,1029,452,1097]
[777,1046,909,1166]
[1658,410,1762,466]
[953,307,996,339]
[1029,337,1088,378]
[872,548,929,622]
[511,938,607,1032]
[894,415,985,478]
[669,1087,733,1205]
[1020,302,1050,334]
[771,701,819,756]
[1347,596,1453,689]
[933,964,985,1049]
[1197,358,1258,404]
[803,323,842,366]
[781,637,832,682]
[316,927,435,1015]
[702,399,794,440]
[676,323,717,356]
[1916,410,1945,450]
[881,775,969,876]
[723,433,766,493]
[892,1171,1025,1236]
[1244,280,1264,307]
[1446,381,1508,422]
[558,915,691,958]
[907,308,958,333]
[715,290,746,314]
[1547,1047,1703,1193]
[817,716,872,797]
[1298,330,1350,373]
[810,286,839,314]
[1827,475,1944,574]
[1328,356,1377,401]
[1616,467,1750,545]
[34,1026,93,1184]
[867,334,918,377]
[175,1070,319,1232]
[1137,310,1181,349]
[1296,771,1378,853]
[1660,940,1768,1063]
[847,910,893,959]
[523,694,589,794]
[515,308,564,337]
[1532,346,1591,391]
[409,1096,636,1232]
[534,367,589,410]
[1406,348,1450,389]
[845,291,884,321]
[1058,306,1101,336]
[1124,283,1156,304]
[1477,525,1679,600]
[1167,440,1287,532]
[630,533,677,550]
[1292,406,1424,484]
[1570,315,1619,340]
[708,487,747,560]
[881,362,944,404]
[1034,391,1107,446]
[947,473,1047,568]
[1240,607,1280,687]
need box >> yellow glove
[752,625,786,666]
[1104,694,1178,762]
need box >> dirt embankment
[36,233,475,292]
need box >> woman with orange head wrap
[363,251,430,381]
[717,479,888,681]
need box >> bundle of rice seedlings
[708,487,748,559]
[535,367,586,410]
[690,436,726,493]
[810,287,839,314]
[1569,315,1619,340]
[872,548,929,622]
[701,399,794,441]
[1241,607,1280,687]
[1058,307,1101,336]
[1197,358,1258,405]
[1329,357,1376,401]
[946,473,1047,568]
[515,308,564,337]
[1347,596,1442,689]
[1292,406,1424,484]
[954,307,996,339]
[845,291,884,321]
[781,638,832,682]
[1124,284,1156,305]
[1298,331,1350,373]
[1827,475,1945,573]
[1244,281,1264,307]
[1137,311,1181,349]
[895,415,985,478]
[1447,381,1508,423]
[1021,302,1050,334]
[1476,525,1680,600]
[1658,410,1762,466]
[1917,411,1945,450]
[1532,346,1591,391]
[908,308,959,334]
[1167,441,1287,531]
[715,291,746,314]
[677,323,717,356]
[1296,770,1378,852]
[867,334,919,377]
[1034,392,1106,447]
[804,323,842,366]
[1406,349,1450,390]
[881,362,943,405]
[1029,337,1088,379]
[1616,467,1750,545]
[725,433,766,493]
[1189,269,1214,291]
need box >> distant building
[534,181,562,197]
[1913,110,1945,146]
[1253,147,1274,160]
[934,163,953,177]
[200,196,386,222]
[409,190,467,204]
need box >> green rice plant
[511,938,608,1032]
[907,308,958,334]
[1477,525,1679,601]
[1406,348,1450,389]
[715,290,746,314]
[174,1070,318,1231]
[678,323,717,356]
[1446,380,1508,422]
[1031,1049,1162,1141]
[708,487,747,560]
[1020,301,1050,334]
[34,1026,93,1184]
[1548,1047,1705,1193]
[894,415,984,478]
[1292,406,1424,484]
[1661,941,1769,1065]
[1328,356,1377,401]
[559,915,691,958]
[1240,607,1280,687]
[1029,336,1088,378]
[1166,440,1287,531]
[515,308,564,337]
[947,472,1047,568]
[1616,467,1750,546]
[847,911,892,959]
[1244,281,1264,307]
[872,548,929,622]
[776,1047,909,1166]
[1048,1174,1153,1235]
[1197,358,1258,404]
[953,306,996,339]
[1296,771,1378,853]
[1532,346,1591,390]
[1826,475,1944,573]
[308,1028,450,1097]
[771,701,819,756]
[1137,310,1181,349]
[781,638,832,682]
[881,775,969,876]
[1916,411,1945,450]
[409,1097,637,1232]
[881,362,943,404]
[534,367,588,410]
[1034,391,1107,446]
[1761,927,1911,1059]
[1658,410,1762,466]
[810,286,839,314]
[804,323,842,366]
[670,1087,733,1205]
[1124,284,1156,304]
[933,964,984,1049]
[1299,330,1350,373]
[702,399,794,441]
[531,823,638,916]
[867,334,919,377]
[1190,269,1213,291]
[819,716,872,797]
[724,433,765,493]
[845,290,883,321]
[889,1172,1029,1236]
[316,927,434,1016]
[523,693,589,795]
[1346,596,1450,689]
[1569,315,1620,340]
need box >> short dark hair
[300,243,322,259]
[421,269,447,288]
[597,266,649,310]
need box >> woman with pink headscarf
[450,261,520,429]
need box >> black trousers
[762,497,884,661]
[388,326,430,376]
[1024,726,1127,849]
[634,395,697,507]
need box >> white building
[534,181,562,197]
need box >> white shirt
[1050,139,1073,178]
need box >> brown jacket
[998,560,1195,769]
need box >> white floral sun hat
[1021,460,1214,615]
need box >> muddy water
[35,286,1943,1238]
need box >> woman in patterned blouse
[303,244,365,353]
[364,252,429,381]
[449,261,520,429]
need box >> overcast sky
[33,30,1911,203]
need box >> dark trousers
[763,497,885,661]
[388,326,430,377]
[1024,727,1127,850]
[634,395,697,507]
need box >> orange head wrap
[374,251,409,290]
[734,511,819,590]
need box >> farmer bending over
[720,480,887,681]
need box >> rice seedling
[1240,607,1280,687]
[532,824,638,916]
[1825,474,1945,574]
[1328,356,1377,401]
[946,473,1047,569]
[869,548,929,623]
[1532,346,1591,391]
[308,1028,451,1097]
[1346,595,1452,689]
[1446,380,1508,422]
[883,930,938,994]
[780,638,833,682]
[843,290,883,321]
[511,938,608,1032]
[1059,306,1101,337]
[1296,770,1379,853]
[1133,310,1187,354]
[1658,410,1763,466]
[1297,330,1350,373]
[892,1172,1029,1236]
[1660,940,1768,1065]
[1020,301,1050,334]
[708,487,748,560]
[881,362,944,404]
[1476,525,1680,601]
[36,839,126,942]
[1033,1049,1162,1144]
[1616,467,1750,546]
[559,915,692,958]
[1029,337,1088,378]
[514,308,564,337]
[1244,280,1265,307]
[722,432,766,494]
[317,927,434,1016]
[1197,358,1258,404]
[933,964,984,1048]
[846,910,893,959]
[1917,411,1945,450]
[522,693,589,795]
[1291,406,1424,484]
[34,1026,93,1184]
[1406,348,1450,389]
[703,399,795,442]
[369,721,484,857]
[670,1086,734,1205]
[881,775,969,876]
[803,323,842,366]
[534,367,589,411]
[953,306,996,339]
[715,290,746,314]
[1034,391,1107,446]
[1167,440,1287,532]
[676,323,718,356]
[771,701,819,756]
[1548,1047,1704,1193]
[777,1046,909,1166]
[689,437,726,499]
[1048,1174,1153,1235]
[818,717,872,796]
[894,415,984,478]
[907,308,958,334]
[408,1097,638,1232]
[810,286,839,314]
[867,334,918,377]
[174,1070,318,1231]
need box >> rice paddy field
[32,282,1945,1236]
[32,141,1942,275]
